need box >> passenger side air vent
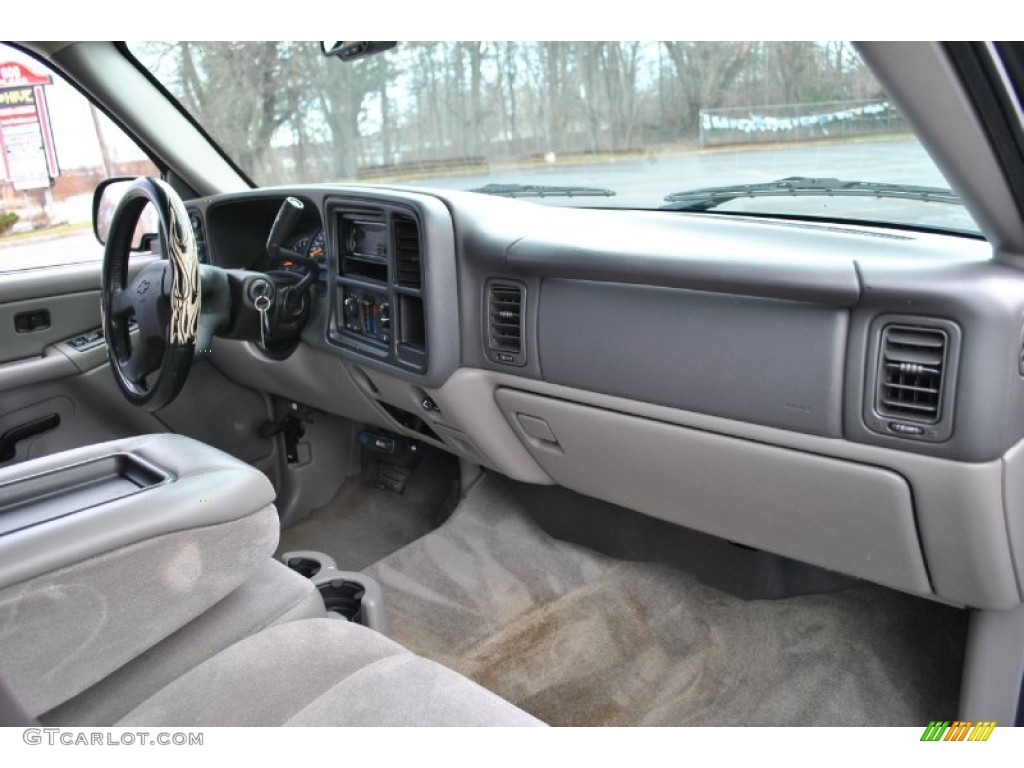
[864,318,960,444]
[486,280,526,367]
[877,326,946,422]
[393,215,421,289]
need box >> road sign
[0,61,59,191]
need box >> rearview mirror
[320,41,397,61]
[93,178,159,249]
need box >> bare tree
[136,40,888,185]
[662,42,754,129]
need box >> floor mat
[277,448,458,571]
[365,474,966,726]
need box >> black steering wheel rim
[101,177,200,412]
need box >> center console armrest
[0,433,276,589]
[0,434,280,716]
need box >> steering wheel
[101,178,200,412]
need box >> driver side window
[0,43,159,273]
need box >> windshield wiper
[661,176,960,211]
[470,183,616,199]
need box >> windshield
[127,41,981,236]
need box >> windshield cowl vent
[393,215,422,289]
[876,325,947,423]
[486,281,526,367]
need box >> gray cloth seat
[42,558,326,726]
[116,617,543,726]
[0,433,540,727]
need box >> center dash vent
[393,215,421,289]
[876,325,947,423]
[486,280,526,366]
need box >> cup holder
[285,556,322,579]
[280,550,390,636]
[280,550,338,579]
[317,579,366,623]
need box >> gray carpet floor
[365,474,967,726]
[277,449,458,571]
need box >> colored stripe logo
[920,721,996,741]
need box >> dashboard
[184,185,1024,616]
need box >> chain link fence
[699,99,908,148]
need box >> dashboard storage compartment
[0,453,168,536]
[496,388,932,596]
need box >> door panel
[0,290,100,364]
[0,369,159,465]
[0,262,277,470]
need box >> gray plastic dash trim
[1001,440,1024,598]
[504,215,861,306]
[538,280,848,437]
[959,602,1024,722]
[495,388,932,596]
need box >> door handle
[14,310,51,333]
[0,413,61,463]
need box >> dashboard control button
[888,422,924,436]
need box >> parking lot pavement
[410,137,947,205]
[0,232,102,273]
[0,137,974,274]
